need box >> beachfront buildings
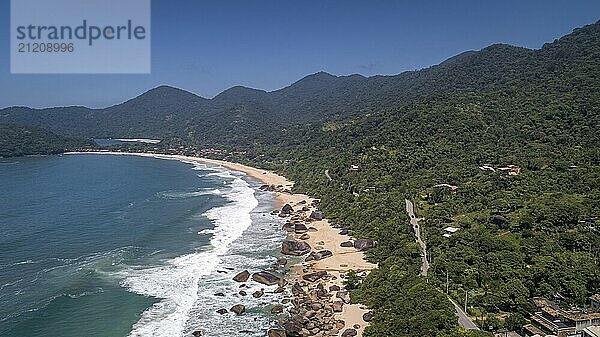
[523,298,600,337]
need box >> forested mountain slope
[3,21,598,144]
[0,124,92,158]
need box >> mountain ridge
[1,21,598,140]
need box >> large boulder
[294,223,308,234]
[353,238,376,251]
[270,304,284,314]
[342,329,358,337]
[252,271,281,286]
[281,240,311,256]
[281,204,294,214]
[282,222,295,232]
[363,311,373,322]
[233,270,250,282]
[305,250,333,262]
[283,321,303,337]
[230,304,245,315]
[268,329,286,337]
[309,210,324,220]
[333,301,344,312]
[336,290,351,304]
[302,271,328,282]
[340,241,354,248]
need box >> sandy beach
[65,151,377,336]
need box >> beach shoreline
[65,151,377,337]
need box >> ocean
[0,154,287,337]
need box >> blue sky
[1,0,599,108]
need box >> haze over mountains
[2,21,598,146]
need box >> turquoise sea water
[0,154,286,337]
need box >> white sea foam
[156,189,221,199]
[197,229,215,235]
[122,164,259,337]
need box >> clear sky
[1,0,599,108]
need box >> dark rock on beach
[281,240,311,256]
[271,304,284,314]
[233,270,250,282]
[283,321,304,337]
[336,290,351,304]
[281,203,294,214]
[340,241,353,247]
[216,308,228,315]
[342,328,358,337]
[305,250,333,262]
[353,238,376,251]
[333,301,344,312]
[230,304,245,315]
[302,270,328,282]
[268,329,286,337]
[309,210,324,220]
[252,271,281,286]
[294,223,308,234]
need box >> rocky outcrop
[267,329,286,337]
[305,250,333,262]
[336,290,351,304]
[230,304,245,315]
[302,271,328,282]
[333,301,344,312]
[271,304,284,314]
[342,329,358,337]
[281,204,294,214]
[283,321,304,337]
[282,240,311,256]
[353,238,376,251]
[294,223,309,234]
[233,270,250,282]
[252,271,281,286]
[309,211,324,220]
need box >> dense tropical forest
[1,21,599,337]
[0,123,92,158]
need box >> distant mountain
[3,21,598,144]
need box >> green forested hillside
[1,21,599,337]
[0,124,92,158]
